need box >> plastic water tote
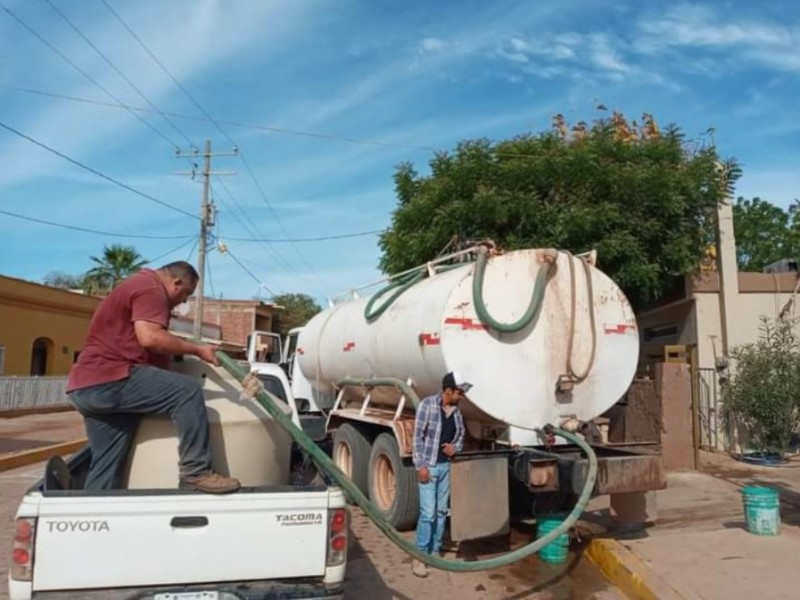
[741,486,780,536]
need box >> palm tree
[83,244,148,295]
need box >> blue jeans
[415,461,451,554]
[69,365,212,490]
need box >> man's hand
[442,443,457,457]
[418,466,431,484]
[195,344,220,366]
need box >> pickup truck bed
[9,449,347,600]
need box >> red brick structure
[184,298,280,354]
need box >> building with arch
[0,275,100,376]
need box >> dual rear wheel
[332,424,419,530]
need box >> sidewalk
[593,453,800,599]
[0,409,85,454]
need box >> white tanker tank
[297,247,639,444]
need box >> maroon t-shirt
[67,269,171,392]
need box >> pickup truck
[8,412,348,600]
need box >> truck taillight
[327,509,348,567]
[11,518,36,581]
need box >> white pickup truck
[8,393,348,599]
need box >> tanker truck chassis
[287,244,666,539]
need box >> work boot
[412,559,428,578]
[180,471,241,494]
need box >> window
[255,374,288,403]
[0,345,6,375]
[643,325,678,342]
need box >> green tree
[732,197,797,271]
[83,244,148,295]
[272,293,322,336]
[379,114,739,310]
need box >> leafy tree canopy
[379,112,740,310]
[733,197,800,271]
[272,293,322,336]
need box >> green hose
[473,248,556,333]
[364,270,425,323]
[217,351,598,572]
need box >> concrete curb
[586,537,685,600]
[0,438,87,473]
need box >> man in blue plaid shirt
[411,371,471,578]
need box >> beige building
[639,271,799,373]
[635,199,799,450]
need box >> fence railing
[0,376,70,412]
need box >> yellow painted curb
[0,438,87,473]
[587,537,685,600]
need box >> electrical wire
[0,120,198,220]
[0,207,195,239]
[222,244,277,297]
[0,1,178,149]
[43,0,194,148]
[223,229,384,242]
[147,237,198,263]
[97,2,336,292]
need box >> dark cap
[442,371,473,393]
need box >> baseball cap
[442,371,473,393]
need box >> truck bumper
[30,580,344,600]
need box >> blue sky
[1,0,798,306]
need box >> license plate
[154,592,219,600]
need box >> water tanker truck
[288,244,665,537]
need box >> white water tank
[123,356,292,489]
[297,249,639,438]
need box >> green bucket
[741,486,780,536]
[536,514,570,564]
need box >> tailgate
[32,489,331,591]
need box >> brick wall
[185,299,278,348]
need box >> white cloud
[634,4,800,72]
[0,1,313,189]
[587,34,630,73]
[419,37,445,53]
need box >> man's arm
[412,401,429,469]
[134,321,219,365]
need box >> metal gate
[695,367,720,451]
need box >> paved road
[1,409,621,598]
[0,459,621,599]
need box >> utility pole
[175,140,237,338]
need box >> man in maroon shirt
[67,261,240,494]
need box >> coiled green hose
[216,353,598,572]
[472,247,557,333]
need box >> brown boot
[180,471,241,494]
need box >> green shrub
[724,317,800,456]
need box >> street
[0,459,621,600]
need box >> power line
[147,237,197,263]
[43,0,194,148]
[223,229,384,243]
[0,83,551,159]
[0,120,198,219]
[221,244,277,298]
[100,3,323,290]
[0,83,437,151]
[0,206,195,239]
[0,1,178,149]
[186,237,199,262]
[100,0,236,148]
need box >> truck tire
[368,433,419,531]
[332,424,371,499]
